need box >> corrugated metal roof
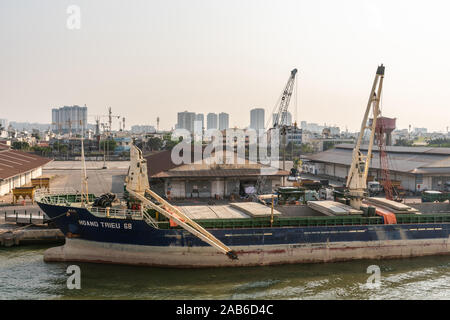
[0,148,52,180]
[152,168,289,178]
[306,146,450,174]
[146,149,289,178]
[336,143,450,155]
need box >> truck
[367,181,383,196]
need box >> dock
[0,207,64,247]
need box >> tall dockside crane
[272,68,298,131]
[346,64,385,210]
[256,68,298,194]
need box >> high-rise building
[52,105,88,135]
[177,111,196,132]
[0,119,8,130]
[207,113,218,130]
[250,108,265,131]
[219,112,229,130]
[195,113,204,130]
[272,111,292,127]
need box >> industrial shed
[304,144,450,192]
[145,150,289,199]
[0,143,52,196]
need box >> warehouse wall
[211,179,224,198]
[0,179,9,196]
[167,180,185,198]
[0,167,45,196]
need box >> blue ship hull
[37,202,450,267]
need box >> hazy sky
[1,0,449,132]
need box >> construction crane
[107,107,121,133]
[272,68,298,130]
[345,64,385,210]
[125,144,238,260]
[255,68,298,195]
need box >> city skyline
[1,1,450,133]
[1,108,448,134]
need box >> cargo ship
[35,144,450,268]
[35,65,450,267]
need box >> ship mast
[80,138,89,205]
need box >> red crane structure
[374,116,396,200]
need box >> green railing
[396,214,450,224]
[149,210,450,230]
[40,194,96,206]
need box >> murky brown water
[1,245,449,300]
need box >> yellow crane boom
[346,64,385,210]
[125,144,238,260]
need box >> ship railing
[88,206,144,220]
[35,188,79,203]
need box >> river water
[1,245,450,300]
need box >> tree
[100,139,117,152]
[12,141,30,150]
[31,132,41,140]
[395,138,413,147]
[427,138,450,148]
[163,136,182,150]
[300,143,314,154]
[147,137,163,151]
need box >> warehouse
[304,144,450,192]
[145,150,289,199]
[0,143,52,196]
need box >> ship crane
[346,64,385,210]
[125,145,238,260]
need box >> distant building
[0,119,8,130]
[286,128,303,145]
[177,111,196,132]
[113,136,132,153]
[250,108,265,131]
[207,113,218,130]
[195,114,204,130]
[414,127,428,135]
[9,122,51,132]
[52,105,87,135]
[131,125,156,134]
[272,111,292,127]
[219,112,229,130]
